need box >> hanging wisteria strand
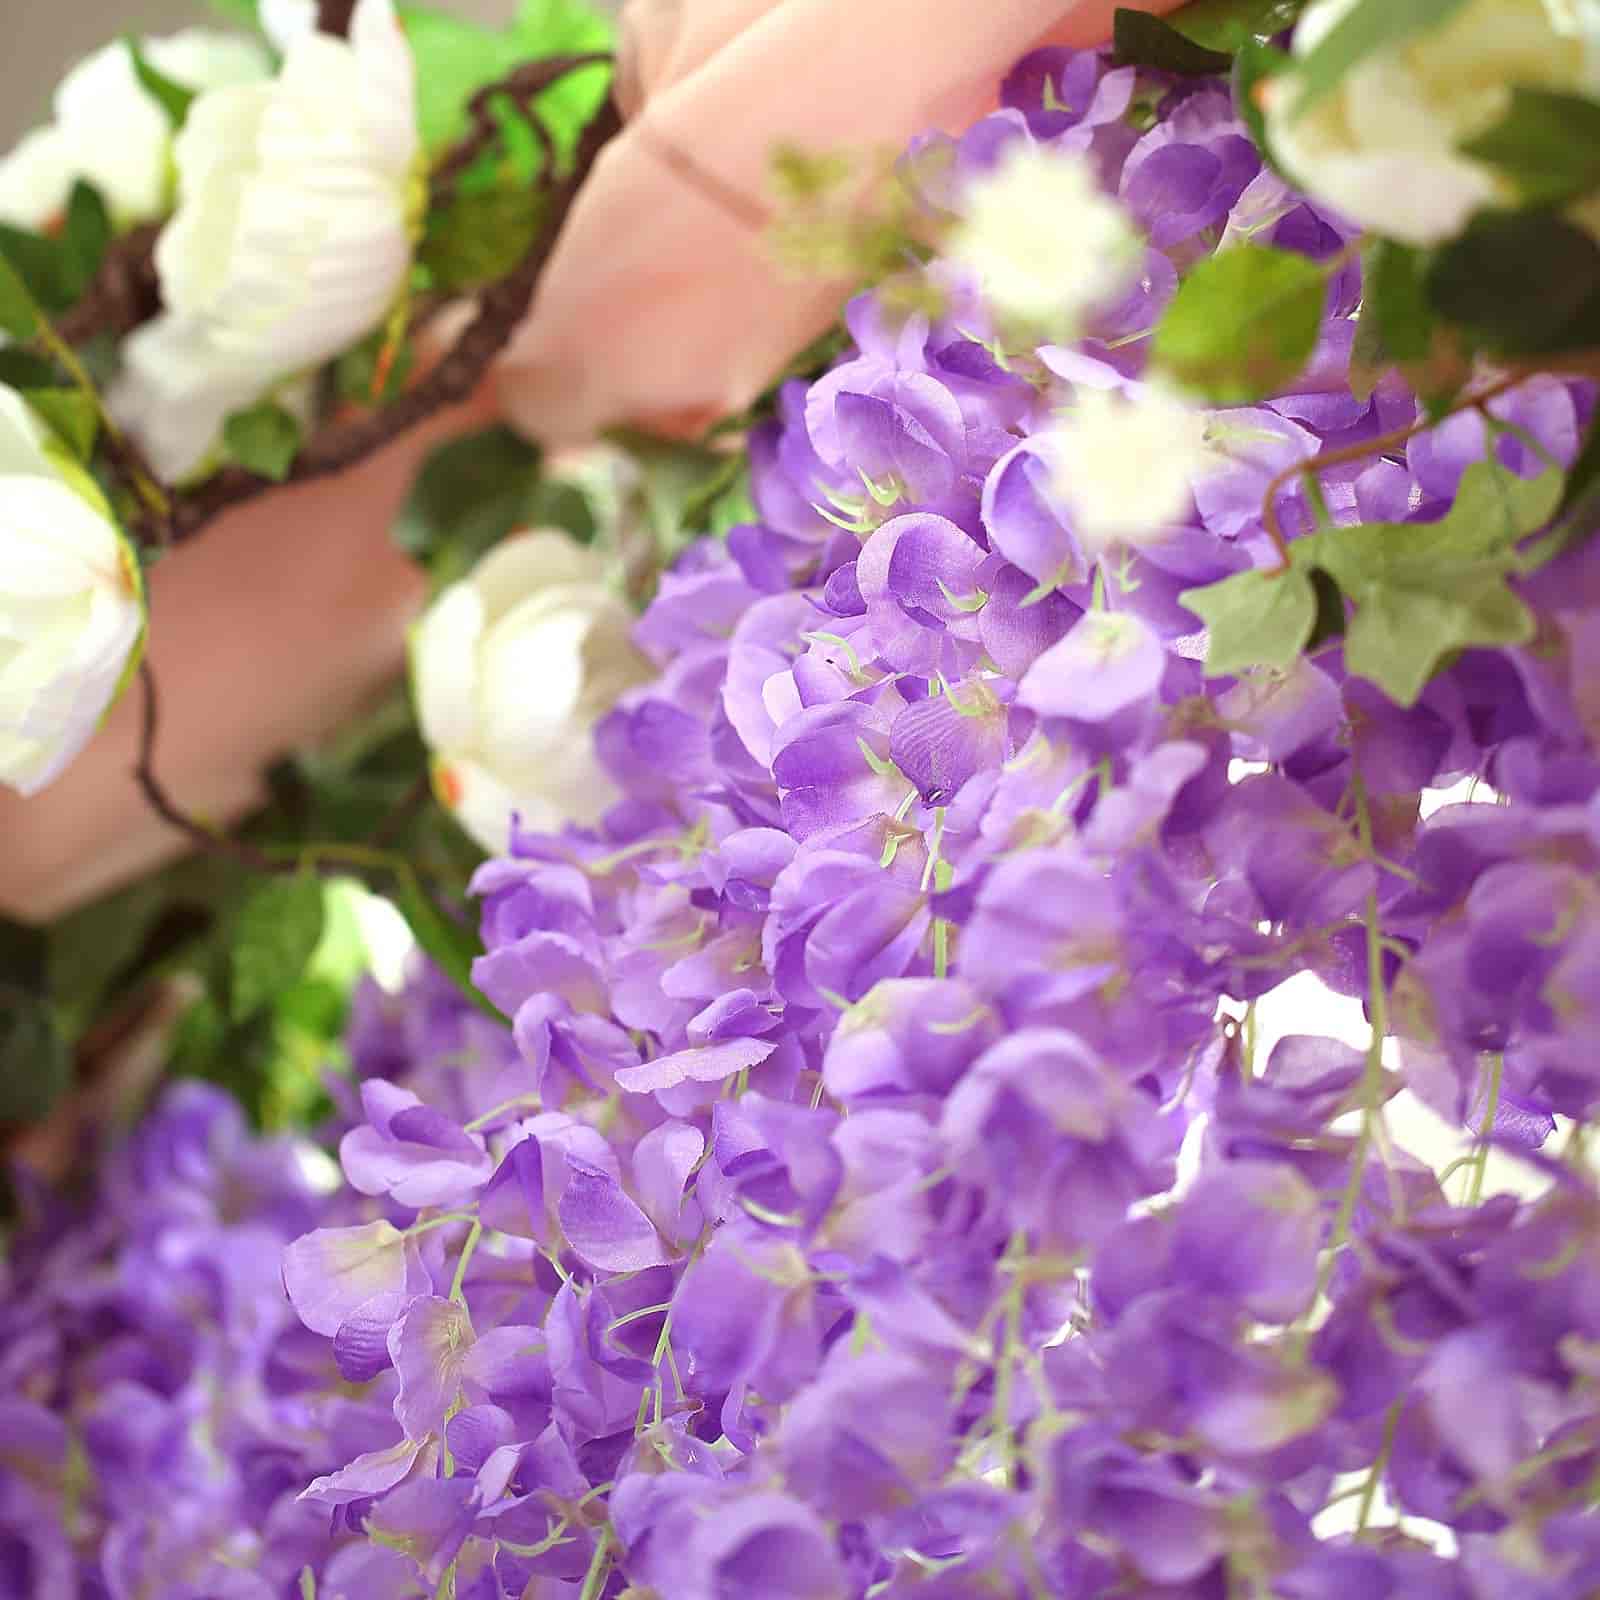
[10,36,1600,1600]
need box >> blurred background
[4,0,523,142]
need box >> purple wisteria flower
[10,33,1600,1600]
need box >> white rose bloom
[1047,383,1216,554]
[1263,0,1600,248]
[948,142,1142,333]
[111,0,421,481]
[411,531,654,854]
[0,31,269,230]
[0,387,146,796]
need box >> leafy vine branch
[1259,352,1600,567]
[53,53,617,550]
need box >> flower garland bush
[7,13,1600,1600]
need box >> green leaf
[208,0,259,24]
[223,401,302,482]
[1318,460,1561,704]
[1459,88,1600,210]
[61,182,112,298]
[125,35,197,128]
[23,389,98,461]
[394,424,546,578]
[1153,244,1326,402]
[1558,413,1600,522]
[1231,38,1294,179]
[0,248,42,337]
[0,986,73,1124]
[0,348,61,389]
[1362,238,1433,362]
[1426,208,1600,356]
[1166,0,1306,50]
[1180,545,1322,677]
[46,881,171,1035]
[1286,0,1469,120]
[390,874,506,1022]
[1112,8,1233,74]
[419,186,545,292]
[231,873,327,1022]
[401,0,612,155]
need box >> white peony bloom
[947,142,1142,333]
[0,387,146,796]
[111,0,421,481]
[0,31,269,230]
[411,531,654,854]
[1046,383,1216,554]
[1263,0,1600,248]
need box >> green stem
[1356,1400,1402,1533]
[577,1528,613,1600]
[1466,1053,1503,1205]
[449,1219,482,1305]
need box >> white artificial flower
[0,31,269,230]
[947,141,1142,333]
[1263,0,1600,247]
[1046,383,1216,553]
[111,0,421,481]
[0,387,146,796]
[411,530,654,854]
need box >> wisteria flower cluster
[11,28,1600,1600]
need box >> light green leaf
[1181,545,1322,677]
[125,35,197,128]
[1361,238,1433,363]
[1318,460,1561,704]
[1168,0,1306,50]
[0,251,41,339]
[232,874,326,1021]
[223,401,302,482]
[401,0,612,155]
[1287,0,1469,120]
[1459,87,1600,210]
[1154,244,1326,402]
[23,389,98,461]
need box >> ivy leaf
[125,36,197,128]
[1153,244,1326,402]
[419,186,545,292]
[1458,88,1600,210]
[231,874,326,1022]
[1426,210,1600,356]
[390,874,506,1022]
[1285,0,1469,120]
[23,389,99,461]
[1180,541,1323,677]
[223,401,302,482]
[0,247,43,337]
[1319,461,1562,704]
[1112,9,1233,74]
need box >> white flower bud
[1046,383,1216,554]
[411,531,654,853]
[1263,0,1600,248]
[947,141,1142,334]
[0,31,269,230]
[0,388,146,796]
[111,0,421,481]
